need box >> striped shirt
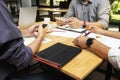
[64,0,110,28]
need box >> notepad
[33,43,82,69]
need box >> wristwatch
[86,38,95,48]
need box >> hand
[88,26,105,34]
[55,17,66,26]
[73,36,89,48]
[21,23,39,37]
[37,24,49,38]
[27,23,39,36]
[67,17,83,28]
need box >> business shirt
[0,0,32,70]
[64,0,110,29]
[108,48,120,70]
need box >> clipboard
[33,43,82,69]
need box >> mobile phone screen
[42,24,47,28]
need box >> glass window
[39,0,50,6]
[53,0,67,6]
[36,0,70,7]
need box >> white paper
[23,37,51,45]
[50,28,81,38]
[87,33,120,49]
[50,25,87,38]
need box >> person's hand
[21,23,39,37]
[67,17,83,28]
[55,17,66,26]
[27,23,39,36]
[37,24,49,38]
[73,36,89,48]
[88,26,105,34]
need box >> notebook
[33,42,82,69]
[18,7,37,29]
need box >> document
[57,25,86,32]
[87,33,120,49]
[23,37,51,45]
[50,28,80,38]
[50,25,88,38]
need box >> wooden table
[37,8,68,13]
[37,8,68,20]
[35,22,103,80]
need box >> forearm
[28,35,44,53]
[89,39,110,60]
[86,22,104,29]
[100,30,120,39]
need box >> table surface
[37,7,68,12]
[35,22,103,80]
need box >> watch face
[86,38,94,47]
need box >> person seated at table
[73,26,120,70]
[56,0,110,29]
[0,0,63,80]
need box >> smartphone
[42,24,48,28]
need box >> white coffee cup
[44,17,50,24]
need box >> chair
[0,61,64,80]
[0,60,17,80]
[10,71,63,80]
[59,1,69,9]
[105,62,113,80]
[18,7,37,29]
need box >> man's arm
[89,26,120,39]
[97,0,110,29]
[86,21,105,29]
[73,36,109,59]
[20,23,48,53]
[89,39,109,60]
[89,40,120,70]
[66,0,110,29]
[67,17,105,29]
[73,36,120,70]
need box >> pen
[84,31,91,36]
[81,31,91,36]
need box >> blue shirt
[64,0,110,28]
[0,0,32,70]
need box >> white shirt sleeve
[108,48,120,70]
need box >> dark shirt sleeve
[0,0,32,70]
[0,39,33,70]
